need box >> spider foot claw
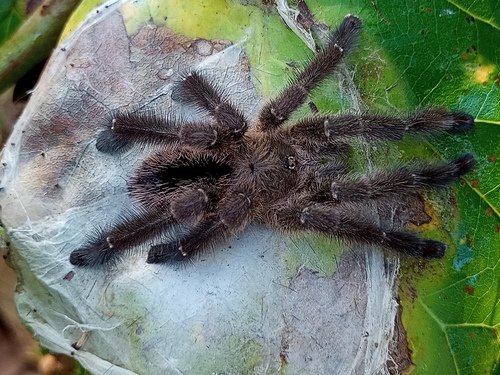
[70,247,118,266]
[452,153,476,176]
[96,127,131,154]
[69,249,92,266]
[421,240,446,258]
[449,112,475,132]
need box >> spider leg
[288,109,475,143]
[309,162,348,191]
[96,111,181,154]
[327,153,476,202]
[258,14,362,130]
[170,184,221,223]
[176,71,248,146]
[269,200,446,258]
[69,205,177,266]
[147,191,252,264]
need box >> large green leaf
[357,1,500,374]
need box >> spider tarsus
[146,242,185,264]
[69,250,92,266]
[419,153,476,186]
[330,14,362,54]
[96,128,131,154]
[449,112,475,132]
[452,152,476,176]
[421,240,447,258]
[406,109,476,135]
[383,232,447,258]
[70,244,120,266]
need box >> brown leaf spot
[463,285,475,295]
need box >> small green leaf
[0,0,25,45]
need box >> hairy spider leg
[70,183,228,266]
[177,71,249,147]
[258,14,362,129]
[169,184,220,223]
[269,200,446,258]
[147,190,253,263]
[96,111,181,154]
[329,153,475,202]
[288,110,475,144]
[147,215,227,263]
[70,206,178,266]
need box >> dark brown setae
[70,15,476,266]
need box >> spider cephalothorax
[70,15,475,266]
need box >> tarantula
[70,15,475,266]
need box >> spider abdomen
[130,147,232,208]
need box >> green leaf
[0,0,82,93]
[358,1,500,374]
[0,0,25,45]
[450,0,500,31]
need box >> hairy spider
[70,15,475,266]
